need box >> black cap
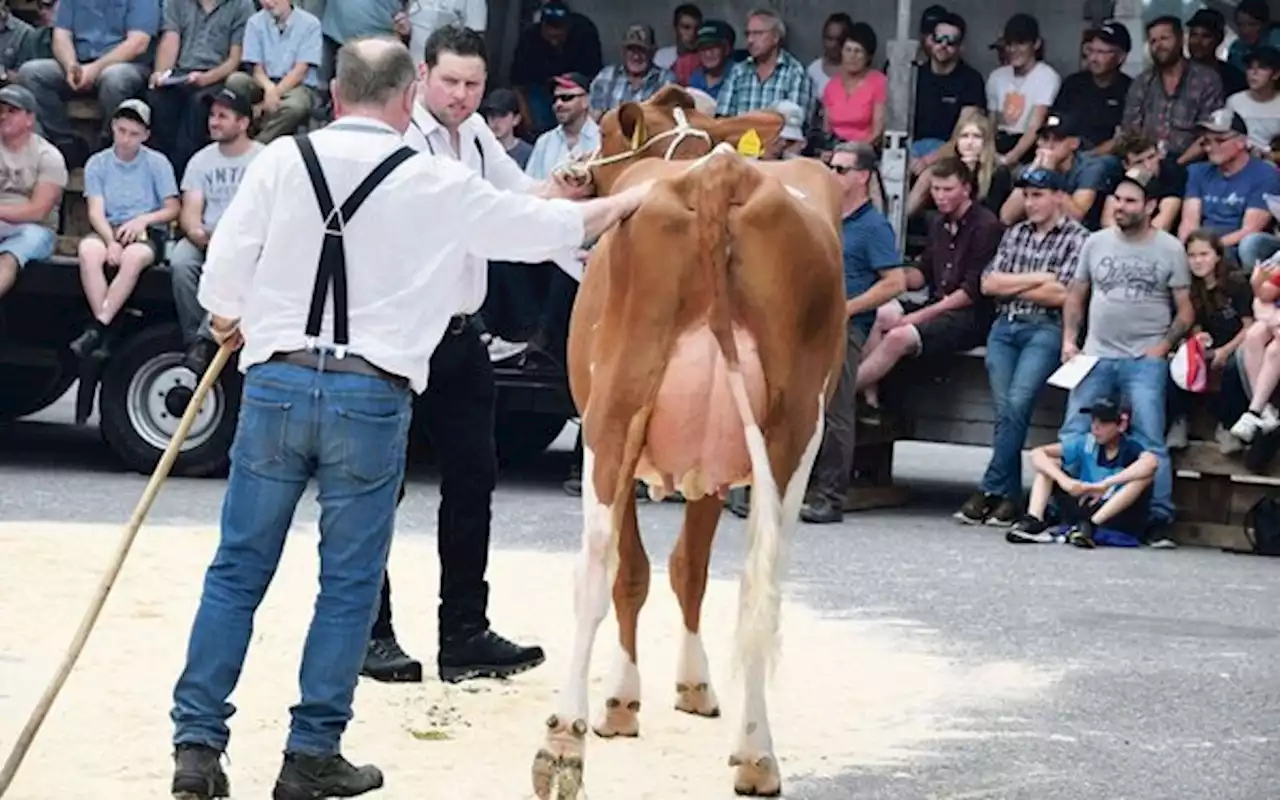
[920,4,948,35]
[1196,107,1249,136]
[1087,20,1132,52]
[1040,112,1080,138]
[1116,166,1155,197]
[1082,397,1129,423]
[540,0,570,23]
[0,84,37,114]
[1247,44,1280,70]
[1187,7,1225,34]
[206,85,252,118]
[1237,0,1271,23]
[551,71,590,93]
[479,88,521,117]
[1016,166,1065,191]
[1003,13,1040,44]
[696,19,735,48]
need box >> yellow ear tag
[737,128,762,158]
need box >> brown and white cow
[531,89,848,799]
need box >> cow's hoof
[593,696,640,738]
[728,753,781,797]
[675,681,720,718]
[532,715,588,800]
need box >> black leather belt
[270,349,407,388]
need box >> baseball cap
[1116,166,1155,196]
[775,100,804,141]
[622,22,656,51]
[112,98,151,127]
[1003,13,1040,44]
[1246,44,1280,71]
[1040,112,1081,139]
[1081,397,1129,423]
[551,71,590,94]
[1015,166,1065,191]
[539,0,569,23]
[206,85,252,118]
[1187,7,1225,34]
[479,87,521,117]
[1196,108,1248,136]
[0,84,36,114]
[920,4,949,35]
[696,19,734,48]
[1087,20,1132,52]
[1237,0,1271,23]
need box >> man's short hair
[1146,14,1183,36]
[335,37,417,107]
[424,24,488,68]
[1115,130,1158,159]
[930,155,975,191]
[747,7,786,39]
[673,3,702,24]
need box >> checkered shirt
[982,216,1090,318]
[714,49,814,124]
[588,63,676,114]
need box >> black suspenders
[294,133,416,356]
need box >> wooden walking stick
[0,342,235,797]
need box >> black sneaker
[985,498,1020,528]
[360,636,422,683]
[726,487,750,519]
[1005,515,1053,544]
[183,338,220,376]
[272,752,383,800]
[799,496,843,524]
[953,491,998,525]
[438,629,545,683]
[69,322,105,359]
[1144,521,1178,550]
[171,742,229,799]
[1068,519,1097,549]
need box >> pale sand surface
[0,522,1059,798]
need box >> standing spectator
[241,0,324,143]
[686,19,733,101]
[909,11,985,164]
[1060,167,1195,545]
[146,0,253,180]
[1177,109,1278,262]
[956,168,1089,526]
[806,12,853,99]
[1227,45,1280,156]
[17,0,159,164]
[1100,131,1185,231]
[1186,8,1247,97]
[821,22,886,146]
[1052,22,1132,157]
[0,84,66,302]
[480,88,532,169]
[405,0,486,68]
[652,3,700,85]
[999,112,1120,230]
[856,157,1003,418]
[587,23,673,120]
[70,99,179,359]
[800,142,905,525]
[715,8,813,124]
[1122,16,1223,167]
[171,85,262,374]
[986,13,1060,168]
[509,0,602,136]
[1228,0,1280,73]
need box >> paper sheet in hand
[1047,355,1098,391]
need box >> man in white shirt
[169,36,647,800]
[362,24,590,687]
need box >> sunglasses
[553,92,584,102]
[932,33,961,46]
[829,164,855,175]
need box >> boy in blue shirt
[1008,397,1160,546]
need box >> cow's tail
[695,151,784,677]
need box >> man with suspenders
[168,37,649,800]
[362,25,590,685]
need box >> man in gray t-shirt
[1059,168,1196,542]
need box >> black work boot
[171,742,229,799]
[360,636,423,683]
[272,752,384,800]
[800,495,843,524]
[438,629,545,683]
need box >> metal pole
[883,0,917,254]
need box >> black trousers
[372,320,498,643]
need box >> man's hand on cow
[210,315,243,351]
[550,164,594,199]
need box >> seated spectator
[71,99,178,359]
[715,8,813,123]
[0,0,52,79]
[146,0,253,180]
[240,0,324,143]
[404,0,487,69]
[509,0,602,136]
[1008,398,1159,548]
[319,0,407,83]
[1227,45,1280,156]
[1000,113,1120,229]
[1060,167,1194,545]
[0,84,66,301]
[653,3,701,85]
[986,13,1060,167]
[1187,8,1247,96]
[801,142,904,525]
[1101,131,1184,231]
[1178,109,1279,263]
[1228,0,1280,74]
[1227,256,1280,443]
[909,10,985,165]
[1052,22,1131,158]
[686,19,733,101]
[480,88,532,169]
[1166,229,1253,451]
[956,168,1089,527]
[806,12,853,99]
[18,0,159,164]
[856,157,1003,417]
[171,85,262,374]
[587,23,673,121]
[821,22,886,146]
[907,107,1012,217]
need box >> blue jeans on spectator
[980,315,1063,502]
[18,58,148,147]
[1239,232,1280,270]
[1058,355,1174,526]
[0,223,55,267]
[171,361,412,756]
[910,138,946,159]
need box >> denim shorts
[0,223,55,268]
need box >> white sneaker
[1217,424,1244,454]
[1231,411,1264,443]
[1261,405,1280,433]
[487,336,528,363]
[1166,417,1189,450]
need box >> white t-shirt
[654,45,677,71]
[1228,90,1280,153]
[986,61,1061,135]
[807,57,836,98]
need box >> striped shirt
[715,49,814,124]
[982,215,1089,319]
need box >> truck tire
[99,324,238,477]
[494,410,569,467]
[0,359,77,421]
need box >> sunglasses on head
[933,33,961,46]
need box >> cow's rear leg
[671,494,722,718]
[594,490,648,738]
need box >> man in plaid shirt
[587,23,674,120]
[715,8,814,124]
[955,167,1090,527]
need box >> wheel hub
[125,353,222,452]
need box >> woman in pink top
[822,22,888,145]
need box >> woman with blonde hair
[907,108,1012,217]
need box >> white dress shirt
[197,117,584,393]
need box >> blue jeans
[1239,232,1280,271]
[980,316,1063,501]
[910,138,946,159]
[0,223,54,267]
[171,361,412,756]
[1058,356,1174,525]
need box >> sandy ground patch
[0,522,1058,798]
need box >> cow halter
[583,107,713,168]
